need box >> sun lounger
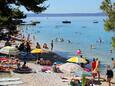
[0,78,23,85]
[62,79,70,82]
[0,77,21,82]
[0,80,23,85]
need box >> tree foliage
[100,0,115,47]
[100,0,115,31]
[0,0,47,33]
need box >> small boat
[31,21,40,24]
[93,21,98,23]
[62,21,71,23]
[20,22,36,25]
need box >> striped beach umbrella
[67,56,87,63]
[0,46,19,55]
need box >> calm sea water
[19,16,115,65]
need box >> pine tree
[0,0,47,34]
[100,0,115,47]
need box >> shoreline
[17,24,114,65]
[18,24,114,66]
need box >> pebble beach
[0,16,115,86]
[7,62,115,86]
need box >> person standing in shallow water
[51,40,53,51]
[36,42,41,49]
[76,49,81,56]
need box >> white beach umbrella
[0,46,19,56]
[59,63,83,74]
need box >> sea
[19,15,115,67]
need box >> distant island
[27,12,106,17]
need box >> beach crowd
[0,33,114,86]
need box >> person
[98,37,102,43]
[39,58,45,65]
[5,40,11,46]
[110,50,112,53]
[52,62,61,73]
[82,73,87,86]
[52,62,57,72]
[51,40,53,51]
[70,79,75,86]
[16,59,21,69]
[26,41,31,54]
[80,55,85,68]
[111,58,115,68]
[35,59,39,64]
[91,58,96,80]
[76,49,81,56]
[90,44,96,49]
[106,65,114,86]
[95,58,100,80]
[36,42,41,49]
[18,42,26,52]
[70,79,81,86]
[67,40,71,43]
[22,60,27,68]
[85,57,89,64]
[33,35,35,40]
[43,43,49,49]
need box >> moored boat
[62,20,71,23]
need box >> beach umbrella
[0,57,9,61]
[67,56,87,63]
[0,46,19,56]
[59,63,83,74]
[31,48,47,59]
[31,48,45,54]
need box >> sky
[43,0,103,13]
[20,0,110,13]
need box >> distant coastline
[27,12,106,17]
